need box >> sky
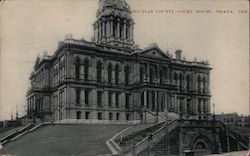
[0,0,249,120]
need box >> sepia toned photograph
[0,0,249,155]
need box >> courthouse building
[26,0,211,123]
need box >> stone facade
[26,0,211,123]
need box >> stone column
[129,20,133,41]
[106,20,110,40]
[110,17,113,39]
[81,90,85,106]
[184,98,187,115]
[155,91,158,111]
[146,63,150,82]
[195,98,198,115]
[98,20,102,42]
[207,99,211,113]
[117,18,120,39]
[200,99,204,114]
[144,90,147,108]
[123,19,127,41]
[207,73,210,93]
[102,18,105,39]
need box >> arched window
[96,61,102,82]
[84,58,89,81]
[115,64,119,84]
[160,68,164,84]
[140,64,146,83]
[149,67,154,83]
[174,72,178,84]
[198,75,201,92]
[75,56,81,79]
[179,73,183,90]
[198,99,202,114]
[186,74,190,90]
[203,76,206,93]
[124,65,129,85]
[108,63,112,83]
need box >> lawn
[0,124,130,156]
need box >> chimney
[175,49,182,60]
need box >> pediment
[140,44,170,60]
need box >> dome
[97,0,132,19]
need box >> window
[85,90,89,106]
[116,93,119,107]
[198,100,201,114]
[126,114,130,120]
[203,76,206,93]
[76,88,81,105]
[108,63,112,83]
[76,111,81,119]
[198,75,201,92]
[84,58,89,81]
[108,92,112,107]
[179,74,183,90]
[75,56,81,79]
[124,65,129,85]
[85,112,89,119]
[160,68,165,84]
[174,72,178,84]
[116,113,120,120]
[125,94,130,109]
[141,92,144,107]
[115,64,119,84]
[98,112,102,120]
[97,91,102,107]
[152,91,155,111]
[140,64,146,83]
[149,67,154,83]
[187,99,191,115]
[109,113,113,120]
[186,74,190,90]
[96,61,102,82]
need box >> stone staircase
[114,120,179,155]
[0,123,44,145]
[152,127,180,156]
[116,122,165,153]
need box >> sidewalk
[206,150,249,156]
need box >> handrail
[145,109,157,116]
[133,120,178,154]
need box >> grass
[1,124,130,156]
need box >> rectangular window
[85,112,89,119]
[108,92,112,107]
[76,111,81,119]
[125,94,130,109]
[109,113,113,120]
[76,88,81,105]
[126,113,130,121]
[97,91,102,107]
[116,113,120,120]
[85,90,89,106]
[98,112,102,120]
[116,93,119,107]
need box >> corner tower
[93,0,134,49]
